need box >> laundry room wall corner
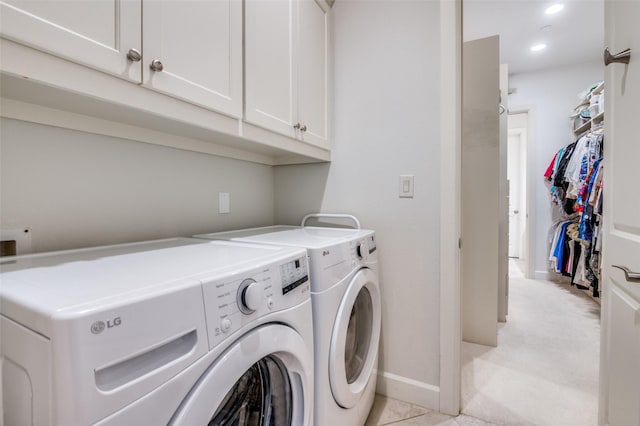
[275,0,443,411]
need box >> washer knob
[221,318,232,333]
[356,243,365,259]
[238,279,264,313]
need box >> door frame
[506,129,523,259]
[437,0,540,414]
[438,0,462,416]
[507,106,536,279]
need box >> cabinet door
[245,0,298,138]
[297,0,329,148]
[142,0,242,118]
[0,0,141,82]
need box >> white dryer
[0,238,314,426]
[195,215,381,426]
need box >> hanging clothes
[545,130,603,298]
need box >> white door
[462,36,500,346]
[245,0,298,138]
[170,324,312,425]
[297,0,329,148]
[599,1,640,425]
[507,134,522,258]
[142,0,242,117]
[0,0,141,82]
[329,269,381,408]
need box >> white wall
[0,118,274,252]
[274,0,442,408]
[508,60,603,277]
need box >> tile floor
[365,394,498,425]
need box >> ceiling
[463,0,604,75]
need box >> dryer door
[329,268,381,408]
[170,324,312,425]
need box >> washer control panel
[202,253,310,350]
[281,257,309,295]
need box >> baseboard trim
[535,270,571,282]
[534,270,556,281]
[375,370,440,411]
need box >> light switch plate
[399,175,414,198]
[219,192,230,214]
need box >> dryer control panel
[201,252,310,350]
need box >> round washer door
[329,268,381,408]
[170,324,312,425]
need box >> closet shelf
[573,120,591,135]
[592,82,604,95]
[572,111,605,135]
[592,111,605,123]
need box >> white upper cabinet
[142,0,243,118]
[297,0,328,147]
[0,0,142,82]
[1,0,242,118]
[245,0,329,148]
[0,0,330,164]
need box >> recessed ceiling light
[545,4,564,14]
[530,44,547,52]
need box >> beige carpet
[461,261,601,426]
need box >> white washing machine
[0,237,314,426]
[194,214,381,426]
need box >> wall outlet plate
[0,228,33,256]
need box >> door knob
[149,59,164,72]
[300,125,307,132]
[126,48,141,62]
[293,123,301,130]
[612,265,640,283]
[604,47,631,66]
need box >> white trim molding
[508,105,537,280]
[535,270,555,281]
[375,370,440,411]
[535,270,571,283]
[439,0,462,417]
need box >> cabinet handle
[126,48,142,62]
[293,123,301,130]
[300,125,307,132]
[612,265,640,283]
[149,59,164,72]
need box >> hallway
[461,260,601,425]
